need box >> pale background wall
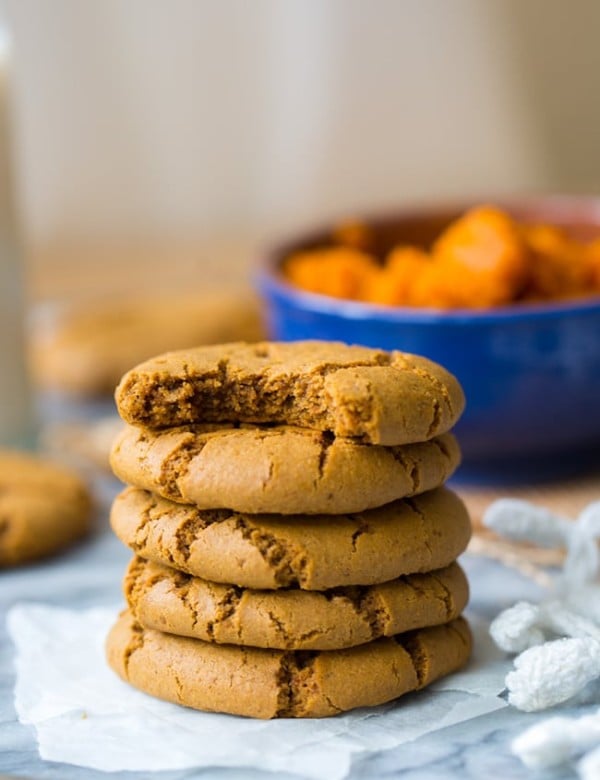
[0,0,599,280]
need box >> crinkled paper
[7,604,509,779]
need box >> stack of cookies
[106,341,472,719]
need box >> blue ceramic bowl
[256,198,600,482]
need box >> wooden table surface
[25,238,258,302]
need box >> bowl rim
[256,267,600,324]
[258,194,600,324]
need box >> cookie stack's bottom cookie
[106,340,472,718]
[107,611,471,718]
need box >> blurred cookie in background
[39,415,123,476]
[29,289,265,396]
[0,449,92,566]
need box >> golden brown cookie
[31,291,265,397]
[106,610,472,718]
[115,340,465,445]
[125,556,469,650]
[109,424,460,514]
[110,486,471,590]
[0,450,92,566]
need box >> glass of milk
[0,27,35,449]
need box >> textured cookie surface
[110,424,460,514]
[115,340,465,445]
[111,486,471,589]
[0,450,92,566]
[31,291,264,396]
[106,610,472,718]
[125,556,469,650]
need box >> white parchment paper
[7,604,509,779]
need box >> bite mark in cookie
[115,341,465,445]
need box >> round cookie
[106,610,472,718]
[115,340,465,445]
[109,424,460,514]
[0,450,92,566]
[110,486,472,590]
[125,556,469,650]
[31,291,265,397]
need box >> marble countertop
[0,400,595,779]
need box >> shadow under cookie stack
[107,341,472,719]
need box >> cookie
[0,450,92,566]
[125,556,469,650]
[109,425,460,514]
[115,340,465,445]
[106,610,472,718]
[110,486,471,590]
[31,291,265,396]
